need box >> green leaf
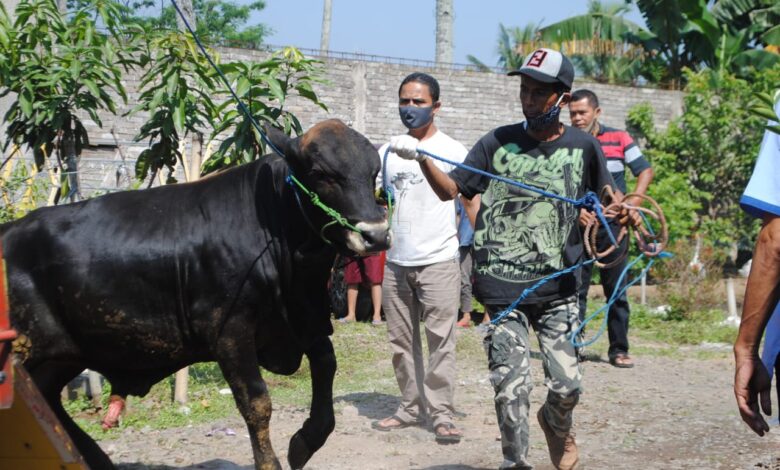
[235,76,251,97]
[761,24,780,46]
[18,89,32,116]
[82,79,100,98]
[752,106,779,121]
[173,100,185,135]
[264,77,284,103]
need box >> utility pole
[435,0,453,65]
[175,0,196,32]
[320,0,332,56]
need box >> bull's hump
[300,119,348,150]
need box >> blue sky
[254,0,647,66]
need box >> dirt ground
[101,321,780,470]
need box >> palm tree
[320,0,332,55]
[632,0,779,87]
[530,0,646,84]
[467,22,545,72]
[435,0,454,65]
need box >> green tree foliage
[626,103,704,243]
[750,88,780,135]
[128,31,218,185]
[626,65,780,248]
[467,22,544,72]
[1,0,328,211]
[0,0,137,173]
[131,0,271,49]
[632,0,780,87]
[711,0,780,48]
[536,0,646,84]
[205,46,328,173]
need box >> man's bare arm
[627,167,654,206]
[734,214,780,435]
[462,194,480,228]
[419,159,459,201]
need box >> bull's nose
[361,227,390,248]
[354,221,391,252]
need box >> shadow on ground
[419,465,494,470]
[336,392,400,420]
[118,460,251,470]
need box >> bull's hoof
[287,430,313,470]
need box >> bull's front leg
[288,335,337,470]
[216,333,280,470]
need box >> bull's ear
[263,124,292,156]
[263,124,310,173]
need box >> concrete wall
[65,46,682,195]
[95,46,684,149]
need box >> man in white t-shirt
[371,72,477,444]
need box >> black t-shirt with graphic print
[450,122,615,306]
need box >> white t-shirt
[377,130,468,266]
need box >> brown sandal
[371,415,417,431]
[434,422,462,444]
[610,353,634,368]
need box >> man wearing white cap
[389,48,624,469]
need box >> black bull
[2,119,391,469]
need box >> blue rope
[490,259,597,325]
[169,0,284,158]
[407,148,672,348]
[571,250,674,348]
[389,146,642,342]
[170,0,366,238]
[416,148,619,248]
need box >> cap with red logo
[508,48,574,90]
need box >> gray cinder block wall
[72,46,683,194]
[95,46,684,148]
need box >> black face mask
[527,95,564,131]
[399,106,434,129]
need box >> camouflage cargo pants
[484,296,582,469]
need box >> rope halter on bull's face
[285,174,364,245]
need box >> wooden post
[87,370,103,407]
[174,369,189,404]
[726,277,738,318]
[640,272,647,306]
[172,134,202,405]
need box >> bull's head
[265,120,392,255]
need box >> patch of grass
[81,320,488,438]
[76,303,732,438]
[631,305,737,346]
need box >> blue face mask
[399,106,434,130]
[527,95,564,131]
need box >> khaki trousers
[382,258,460,427]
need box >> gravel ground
[100,325,780,470]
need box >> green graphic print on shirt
[474,144,583,283]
